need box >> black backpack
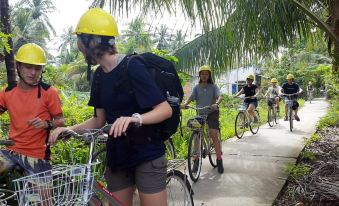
[121,52,184,141]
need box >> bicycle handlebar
[57,124,112,143]
[185,105,213,111]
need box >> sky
[10,0,201,57]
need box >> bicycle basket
[13,164,98,206]
[238,104,248,111]
[187,116,205,129]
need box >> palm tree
[121,18,153,53]
[154,24,171,50]
[58,26,79,64]
[90,0,339,74]
[170,30,186,52]
[0,0,16,86]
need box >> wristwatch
[132,113,143,127]
[46,120,54,130]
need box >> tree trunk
[0,0,17,86]
[330,0,339,74]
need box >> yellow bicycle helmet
[15,43,47,65]
[271,78,278,83]
[74,8,119,37]
[286,74,294,80]
[247,74,254,80]
[199,65,212,73]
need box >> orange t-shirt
[0,84,62,160]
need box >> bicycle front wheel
[167,170,194,206]
[289,109,293,132]
[187,131,202,182]
[274,108,279,124]
[165,138,176,160]
[235,112,246,139]
[250,110,260,134]
[267,107,274,127]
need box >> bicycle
[267,98,279,127]
[165,137,176,160]
[0,140,16,206]
[185,105,220,182]
[307,90,313,104]
[283,94,297,132]
[89,128,194,206]
[234,97,260,139]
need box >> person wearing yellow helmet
[280,74,303,121]
[0,43,65,178]
[182,65,224,174]
[50,8,171,206]
[264,78,281,112]
[235,74,260,122]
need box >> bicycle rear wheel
[165,138,176,160]
[167,170,194,206]
[235,112,246,139]
[250,110,260,134]
[267,107,274,127]
[187,131,202,182]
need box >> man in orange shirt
[0,43,64,176]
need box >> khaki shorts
[104,155,167,194]
[207,110,220,130]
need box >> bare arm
[49,108,106,144]
[235,88,244,97]
[110,101,172,137]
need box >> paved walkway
[190,98,329,206]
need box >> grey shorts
[207,110,220,130]
[0,150,52,176]
[104,155,167,194]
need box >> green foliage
[300,151,316,161]
[316,101,339,129]
[305,133,320,147]
[0,32,13,54]
[286,163,311,179]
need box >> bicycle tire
[235,112,246,139]
[90,148,126,206]
[166,170,194,206]
[208,129,220,168]
[274,108,279,124]
[0,188,16,206]
[267,107,274,127]
[289,109,293,132]
[165,138,176,160]
[187,131,202,182]
[250,110,260,134]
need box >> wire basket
[13,164,98,206]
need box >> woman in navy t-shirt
[235,74,260,123]
[50,8,172,206]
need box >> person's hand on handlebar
[49,127,69,145]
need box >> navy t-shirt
[242,84,258,103]
[281,82,299,94]
[89,57,166,170]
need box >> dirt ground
[273,126,339,206]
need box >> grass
[286,163,311,179]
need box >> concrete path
[190,98,329,206]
